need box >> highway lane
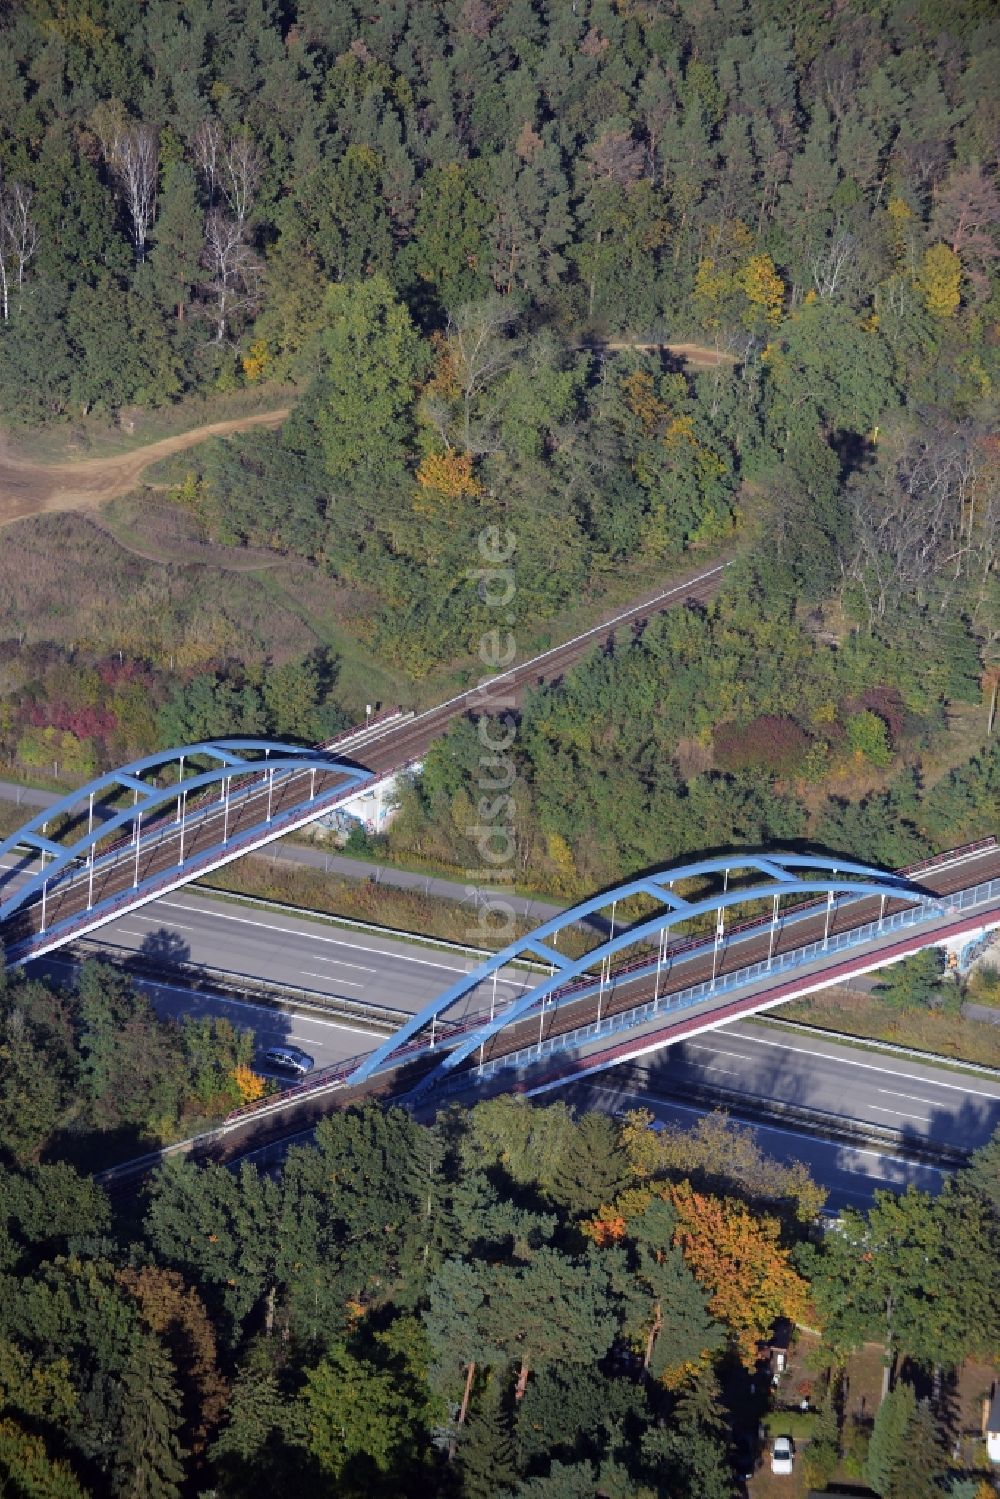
[626,1020,1000,1151]
[29,879,538,1059]
[38,918,998,1181]
[561,1076,948,1210]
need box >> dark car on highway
[263,1045,314,1076]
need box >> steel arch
[0,740,370,931]
[348,853,936,1090]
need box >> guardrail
[518,836,1000,1010]
[93,876,1000,1185]
[70,938,407,1035]
[621,1069,972,1168]
[320,707,403,751]
[6,769,374,961]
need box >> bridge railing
[4,769,369,961]
[526,836,1000,1013]
[459,875,1000,1090]
[215,873,999,1127]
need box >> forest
[0,0,996,897]
[0,3,999,1496]
[1,1060,999,1499]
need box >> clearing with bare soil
[0,407,289,527]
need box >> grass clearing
[779,984,1000,1069]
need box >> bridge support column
[87,843,95,911]
[133,812,142,888]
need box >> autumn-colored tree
[0,1418,87,1499]
[582,1206,628,1246]
[917,243,962,317]
[670,1181,808,1367]
[415,450,483,499]
[621,369,669,436]
[232,1064,266,1105]
[118,1265,228,1454]
[739,253,785,327]
[241,339,270,381]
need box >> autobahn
[41,848,997,1205]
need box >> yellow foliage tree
[621,369,669,435]
[241,338,271,381]
[415,450,483,498]
[693,256,735,328]
[663,414,697,450]
[232,1064,266,1104]
[917,242,962,317]
[738,253,784,325]
[545,830,578,894]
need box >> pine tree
[865,1382,916,1498]
[112,1336,187,1499]
[458,1388,517,1497]
[149,162,202,320]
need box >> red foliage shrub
[845,686,905,745]
[714,715,811,774]
[28,702,118,739]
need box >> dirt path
[603,340,739,369]
[0,407,289,528]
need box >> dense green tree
[112,1335,187,1499]
[642,1370,735,1499]
[865,1382,916,1498]
[459,1384,518,1497]
[310,276,426,494]
[546,1112,630,1216]
[149,162,202,321]
[875,950,946,1011]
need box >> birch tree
[0,178,38,320]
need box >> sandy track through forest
[0,407,289,527]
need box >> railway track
[2,556,731,956]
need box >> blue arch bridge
[0,741,997,1123]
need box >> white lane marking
[685,1044,751,1061]
[292,955,376,973]
[145,898,493,974]
[729,1032,1000,1101]
[298,971,366,988]
[588,1085,945,1175]
[876,1088,943,1107]
[126,913,196,931]
[868,1105,927,1122]
[702,1065,740,1076]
